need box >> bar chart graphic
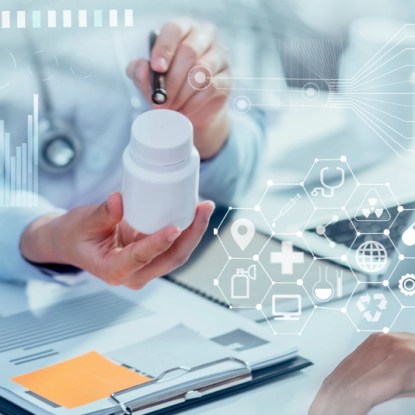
[0,9,134,29]
[0,95,39,208]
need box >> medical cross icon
[270,241,304,275]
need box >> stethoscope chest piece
[39,120,82,174]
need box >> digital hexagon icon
[259,282,315,335]
[259,233,313,283]
[345,283,402,333]
[388,257,415,308]
[215,259,272,309]
[303,157,358,210]
[259,182,314,236]
[302,208,356,259]
[345,184,400,235]
[215,207,272,260]
[348,234,397,281]
[303,259,358,309]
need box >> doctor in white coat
[0,18,264,289]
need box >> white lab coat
[0,19,264,283]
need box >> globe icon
[355,241,388,273]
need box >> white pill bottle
[122,109,200,234]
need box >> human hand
[20,193,214,289]
[309,332,415,415]
[127,19,232,160]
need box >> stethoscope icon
[311,167,345,198]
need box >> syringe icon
[272,193,302,225]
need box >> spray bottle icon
[231,265,257,299]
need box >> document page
[0,275,298,415]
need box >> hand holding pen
[126,19,232,160]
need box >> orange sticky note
[12,351,150,409]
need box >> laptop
[168,158,415,322]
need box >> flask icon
[231,265,257,299]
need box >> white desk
[183,289,415,415]
[3,102,414,415]
[183,102,415,415]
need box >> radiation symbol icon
[355,188,391,222]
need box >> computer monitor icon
[272,294,302,321]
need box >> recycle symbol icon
[356,292,388,322]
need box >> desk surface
[182,288,415,415]
[183,103,415,415]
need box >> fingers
[87,192,123,234]
[102,226,182,286]
[151,19,192,72]
[173,44,230,111]
[124,201,215,289]
[117,220,141,247]
[163,24,217,107]
[179,70,230,121]
[309,333,415,415]
[127,59,152,103]
[127,20,230,114]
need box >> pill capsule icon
[402,222,415,247]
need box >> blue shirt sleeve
[0,192,66,284]
[199,109,265,207]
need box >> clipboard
[0,356,311,415]
[0,225,312,415]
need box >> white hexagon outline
[258,281,316,336]
[215,258,273,310]
[346,232,398,281]
[386,206,415,258]
[344,182,402,233]
[388,257,415,308]
[344,281,403,333]
[214,206,273,260]
[302,207,357,259]
[257,231,316,284]
[257,181,315,235]
[302,156,359,209]
[302,258,360,310]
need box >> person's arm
[0,192,66,283]
[309,332,415,415]
[199,109,265,206]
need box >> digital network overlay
[212,157,415,335]
[188,24,415,156]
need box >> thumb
[88,193,123,234]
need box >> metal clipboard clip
[109,357,252,415]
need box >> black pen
[149,31,168,105]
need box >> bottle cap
[129,109,193,166]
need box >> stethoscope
[311,167,345,198]
[26,33,82,174]
[28,32,141,174]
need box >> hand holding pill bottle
[122,110,200,234]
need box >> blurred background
[0,0,414,193]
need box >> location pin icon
[231,218,256,251]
